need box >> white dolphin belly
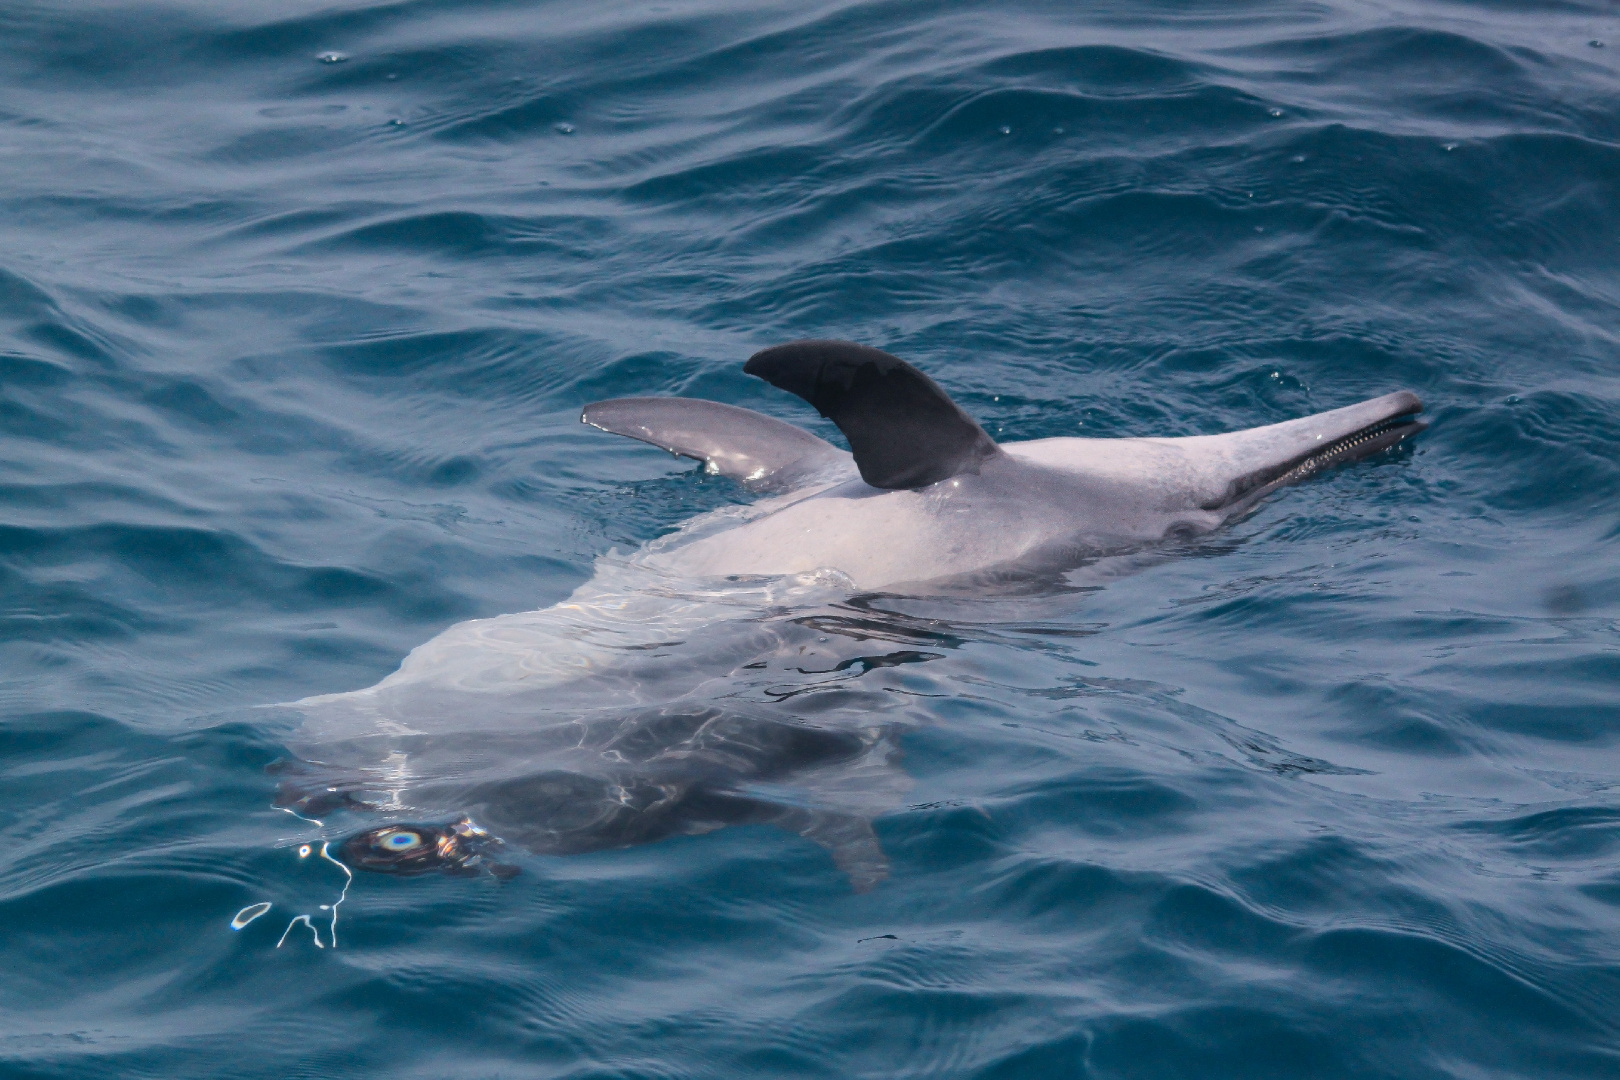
[645,450,1220,591]
[645,476,1031,588]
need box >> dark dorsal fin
[582,397,851,491]
[744,340,1000,490]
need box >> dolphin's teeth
[1280,417,1415,486]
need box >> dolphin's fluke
[582,397,851,491]
[745,340,1000,490]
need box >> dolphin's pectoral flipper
[679,787,890,892]
[745,340,1001,490]
[795,810,890,893]
[582,397,851,491]
[268,757,380,819]
[759,802,889,892]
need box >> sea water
[1,1,1616,1077]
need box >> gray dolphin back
[582,397,851,491]
[745,340,1001,490]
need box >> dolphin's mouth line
[1273,414,1427,485]
[1211,411,1428,512]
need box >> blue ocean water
[2,0,1618,1076]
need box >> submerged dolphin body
[283,341,1424,890]
[288,698,904,890]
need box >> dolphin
[287,699,905,891]
[280,340,1423,890]
[585,339,1426,591]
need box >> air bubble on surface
[554,122,576,134]
[316,51,349,64]
[231,902,272,930]
[997,125,1011,135]
[1268,108,1284,117]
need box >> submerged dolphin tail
[745,340,1000,490]
[582,397,851,491]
